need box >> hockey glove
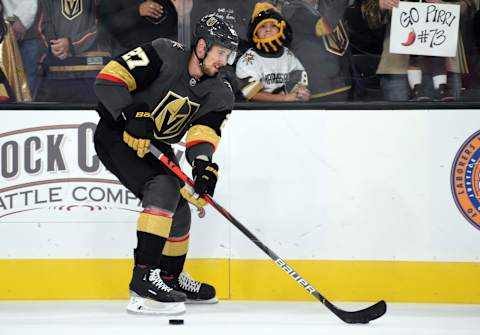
[180,186,208,208]
[122,102,154,158]
[192,158,219,197]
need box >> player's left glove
[122,102,154,158]
[180,186,208,208]
[192,158,219,197]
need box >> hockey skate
[163,272,218,304]
[127,266,187,315]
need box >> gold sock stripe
[162,234,190,256]
[137,210,172,238]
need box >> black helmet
[193,13,239,65]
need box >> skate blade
[126,296,186,315]
[186,296,219,304]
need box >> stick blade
[328,300,387,324]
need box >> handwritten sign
[390,2,460,57]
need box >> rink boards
[1,109,479,303]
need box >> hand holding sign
[390,1,460,57]
[379,0,400,11]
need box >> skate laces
[178,272,201,293]
[149,269,173,292]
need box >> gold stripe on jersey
[311,85,351,99]
[186,125,221,151]
[80,51,111,57]
[315,18,332,37]
[98,60,137,92]
[162,237,190,256]
[241,80,264,101]
[49,65,105,72]
[137,212,172,238]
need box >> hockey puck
[169,319,184,325]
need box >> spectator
[236,2,310,102]
[0,0,31,102]
[282,0,353,102]
[97,0,187,57]
[361,0,476,101]
[0,0,14,102]
[3,0,41,100]
[407,55,455,101]
[36,0,110,103]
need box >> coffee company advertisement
[1,111,144,223]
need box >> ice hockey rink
[1,301,479,335]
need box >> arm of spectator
[361,0,398,29]
[139,1,164,19]
[50,38,71,60]
[12,18,27,41]
[37,0,57,50]
[98,1,163,36]
[317,0,350,29]
[426,0,476,16]
[68,25,98,55]
[250,87,310,102]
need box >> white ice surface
[1,301,479,335]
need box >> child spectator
[236,2,310,102]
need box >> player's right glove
[122,102,154,158]
[192,158,219,197]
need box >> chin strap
[194,45,206,72]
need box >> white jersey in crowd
[236,47,307,100]
[3,0,38,30]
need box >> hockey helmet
[193,13,239,65]
[248,2,292,54]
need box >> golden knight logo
[152,91,200,141]
[323,21,349,56]
[62,0,83,21]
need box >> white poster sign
[390,2,460,57]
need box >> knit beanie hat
[248,2,292,53]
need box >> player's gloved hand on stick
[122,102,154,158]
[180,186,208,208]
[192,158,218,197]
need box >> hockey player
[235,2,310,102]
[93,13,239,315]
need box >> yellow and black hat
[248,2,292,54]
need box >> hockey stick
[149,144,386,324]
